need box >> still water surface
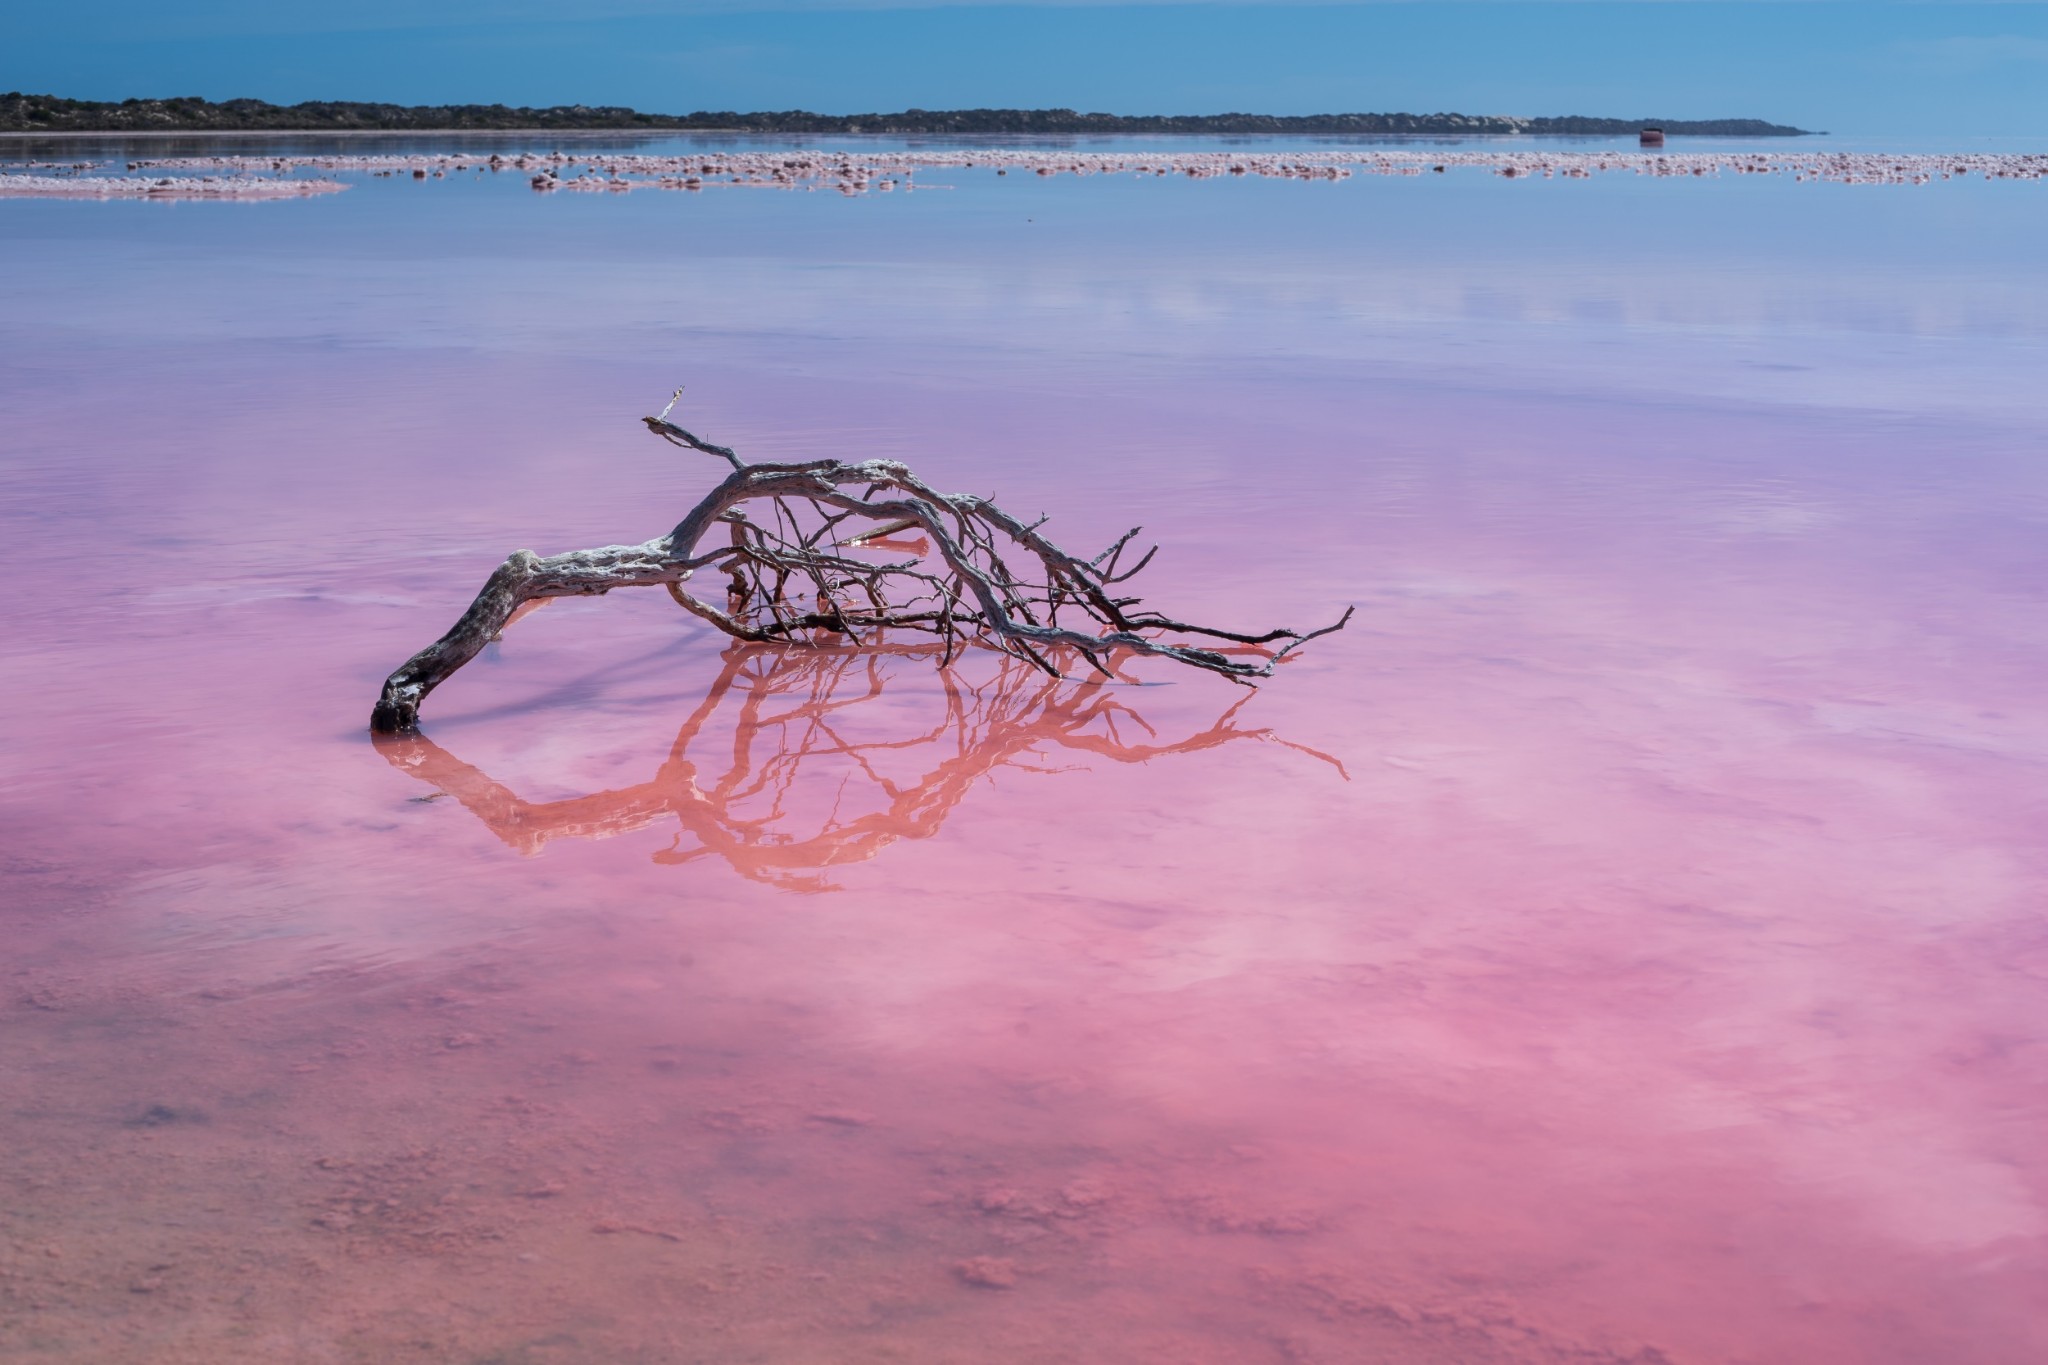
[3,137,2047,1362]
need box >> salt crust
[5,149,2043,199]
[0,174,349,199]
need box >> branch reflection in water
[375,638,1345,891]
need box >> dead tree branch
[369,408,1351,733]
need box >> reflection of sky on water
[6,158,2043,423]
[2,144,2047,1362]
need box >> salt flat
[3,130,2045,1364]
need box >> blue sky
[7,3,2048,136]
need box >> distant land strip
[0,93,1812,138]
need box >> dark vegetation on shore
[1,93,1812,138]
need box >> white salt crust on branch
[367,410,1352,734]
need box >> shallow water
[3,140,2047,1363]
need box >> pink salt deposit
[0,173,349,200]
[8,147,2040,202]
[112,147,2048,192]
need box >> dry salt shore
[123,147,2048,187]
[4,148,2043,199]
[0,173,348,199]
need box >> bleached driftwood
[368,406,1351,733]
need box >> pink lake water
[4,136,2048,1363]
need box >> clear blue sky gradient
[7,3,2048,137]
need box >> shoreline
[0,95,1814,140]
[0,127,779,138]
